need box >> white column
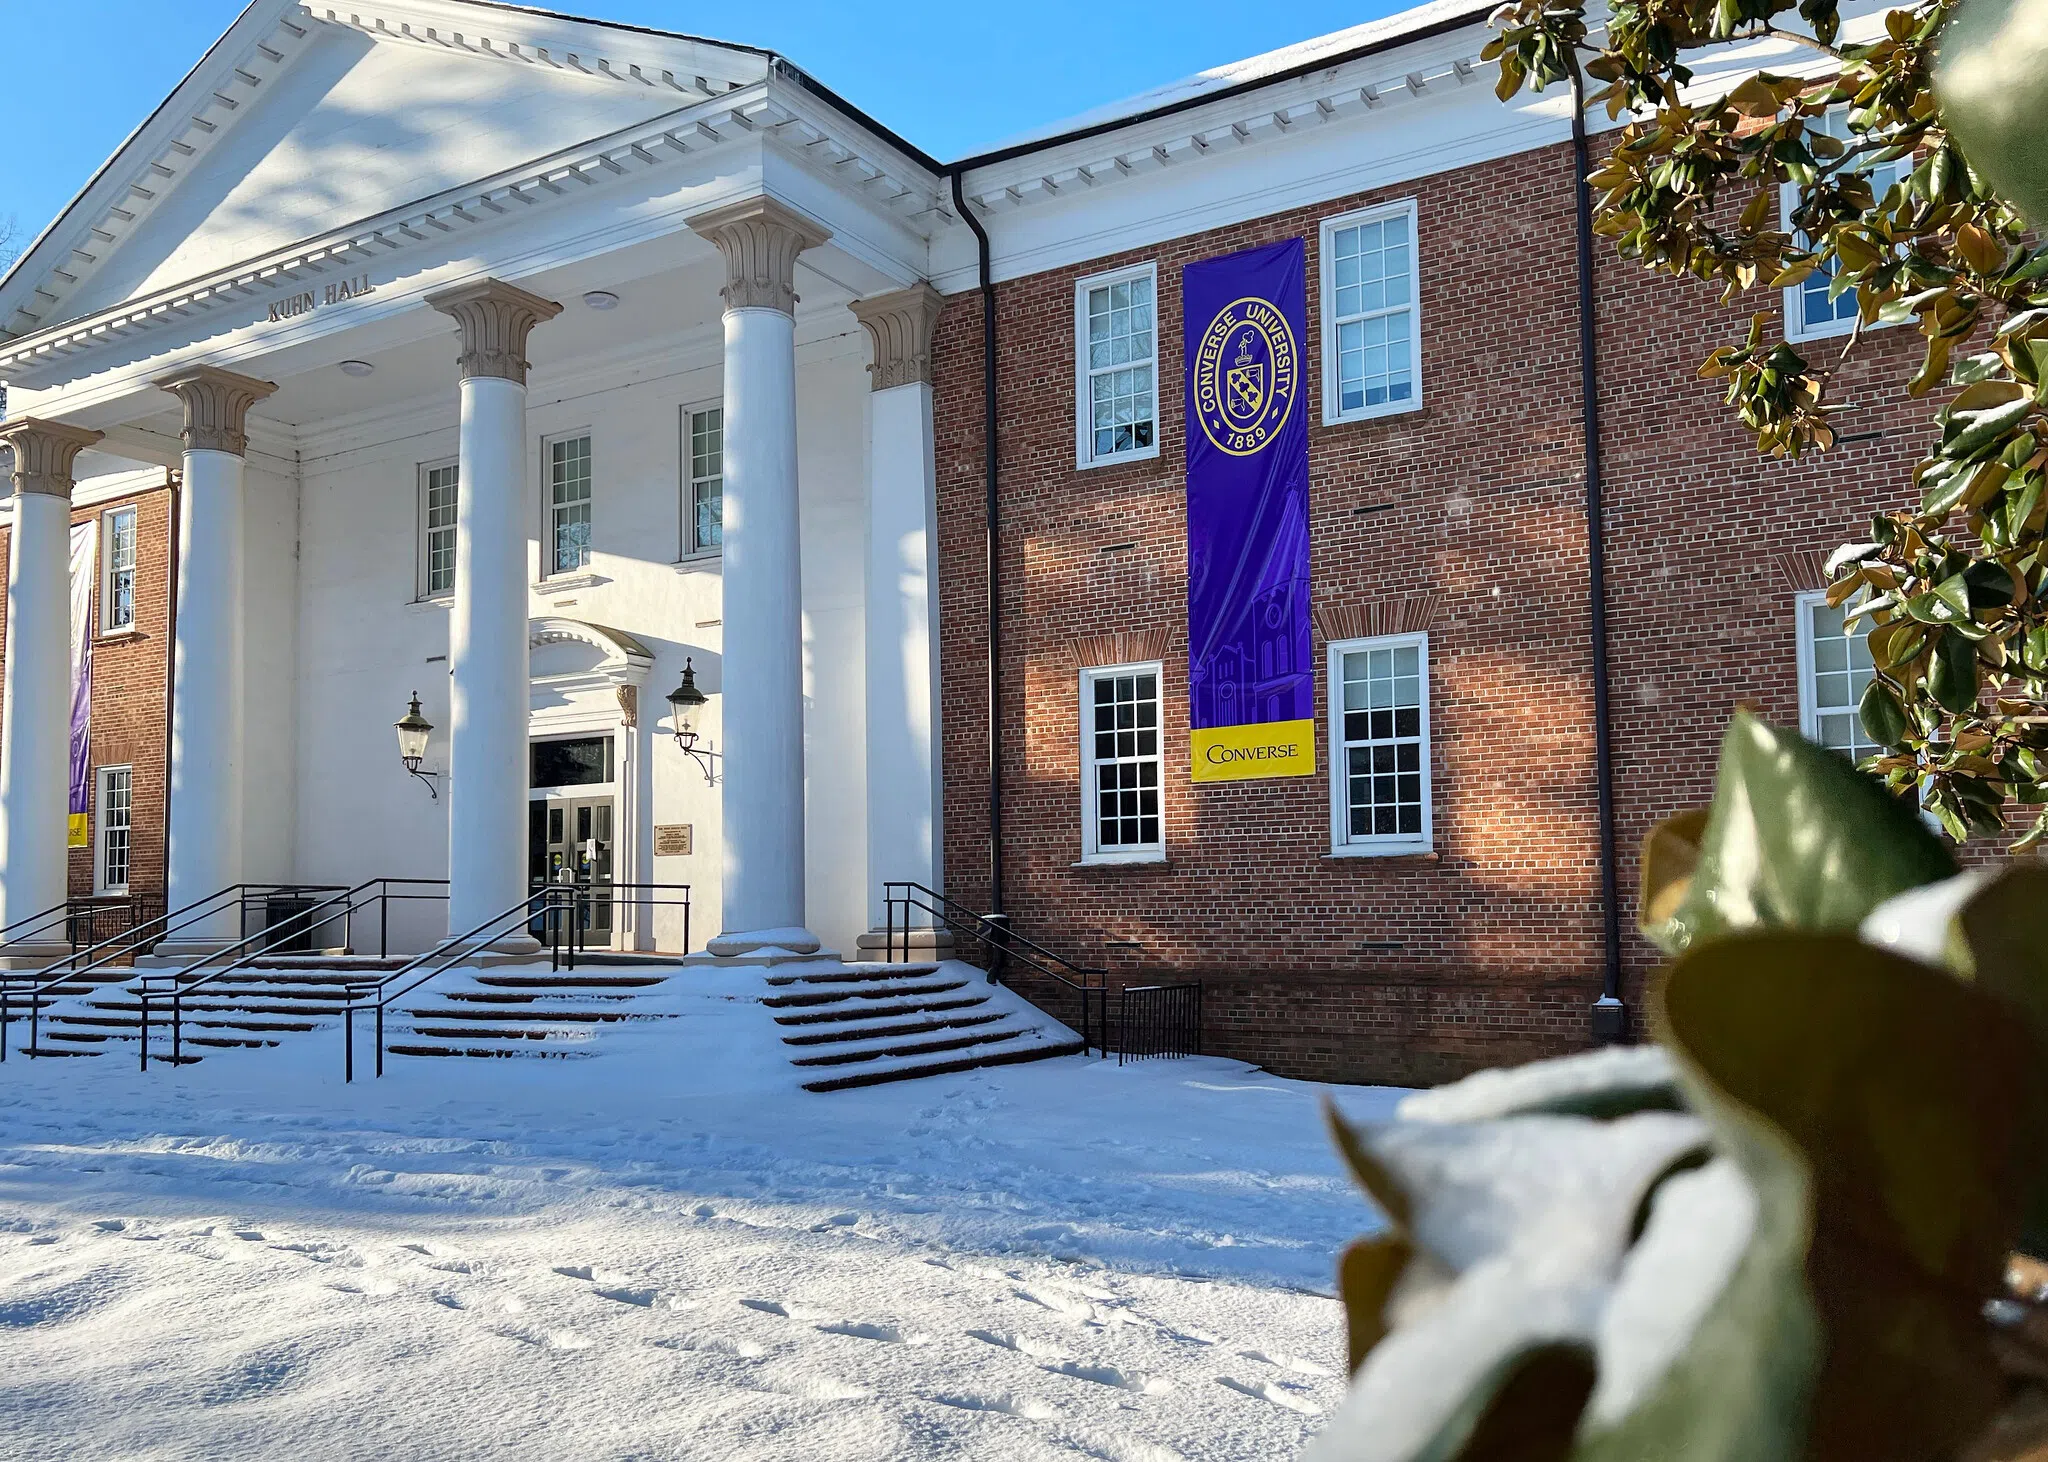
[849,287,950,954]
[688,197,829,956]
[426,280,562,945]
[0,420,102,963]
[154,368,275,951]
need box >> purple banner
[1184,239,1313,756]
[68,521,93,847]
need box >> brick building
[0,0,1915,1082]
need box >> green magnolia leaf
[1663,715,1954,952]
[1929,628,1982,714]
[1953,866,2048,1257]
[1657,934,2039,1462]
[1858,677,1912,748]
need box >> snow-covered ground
[0,966,1401,1460]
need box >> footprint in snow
[816,1320,928,1345]
[810,1213,859,1232]
[931,1391,1061,1421]
[966,1329,1070,1363]
[739,1298,831,1322]
[1218,1376,1322,1416]
[1046,1361,1172,1396]
[1240,1348,1335,1379]
[594,1286,664,1309]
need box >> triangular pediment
[2,0,769,338]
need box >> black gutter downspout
[1570,70,1626,1042]
[951,172,1006,926]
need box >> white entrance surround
[687,198,830,958]
[155,368,277,952]
[428,281,564,948]
[850,286,948,947]
[529,617,654,950]
[0,420,104,961]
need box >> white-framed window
[100,506,137,633]
[416,459,458,599]
[1080,662,1164,862]
[1074,264,1159,469]
[1796,590,1883,762]
[96,765,132,894]
[1327,633,1433,855]
[1783,110,1909,342]
[682,405,723,558]
[1321,200,1422,424]
[545,432,594,577]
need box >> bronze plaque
[654,824,694,857]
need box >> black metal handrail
[881,880,1112,1056]
[134,879,450,1070]
[2,883,347,1063]
[333,881,693,1081]
[1117,982,1203,1065]
[532,879,693,972]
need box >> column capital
[0,418,105,498]
[153,366,279,456]
[688,197,831,316]
[851,284,945,392]
[425,279,564,386]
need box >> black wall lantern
[665,658,720,786]
[394,692,440,799]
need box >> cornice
[0,74,940,385]
[0,6,321,345]
[957,38,1491,217]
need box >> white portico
[0,0,955,960]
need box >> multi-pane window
[418,461,458,598]
[1323,202,1421,422]
[1784,110,1909,340]
[97,766,131,894]
[100,507,137,632]
[1081,665,1163,860]
[1798,592,1882,763]
[685,406,723,556]
[1329,634,1432,852]
[1076,267,1158,467]
[547,433,593,576]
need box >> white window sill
[1323,843,1438,862]
[1077,443,1161,473]
[1072,852,1168,868]
[96,625,142,643]
[1324,397,1424,429]
[1784,304,1898,346]
[535,572,608,593]
[407,594,453,613]
[673,553,722,573]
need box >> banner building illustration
[1183,238,1315,783]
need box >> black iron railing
[2,884,350,1063]
[533,880,691,972]
[66,894,169,953]
[134,879,451,1070]
[332,882,692,1081]
[1116,982,1203,1065]
[881,880,1114,1057]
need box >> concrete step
[396,1004,635,1024]
[780,1011,1009,1047]
[763,978,967,1010]
[788,1024,1036,1069]
[802,1038,1086,1093]
[473,973,668,989]
[772,994,989,1027]
[385,1042,596,1062]
[765,964,940,988]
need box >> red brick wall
[0,478,175,902]
[932,137,1933,1086]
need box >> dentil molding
[0,419,106,498]
[850,283,944,391]
[425,279,566,385]
[153,365,280,456]
[688,197,831,316]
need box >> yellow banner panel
[67,814,89,849]
[1190,719,1316,783]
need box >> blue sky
[2,0,1409,254]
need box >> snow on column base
[853,927,956,962]
[707,926,822,957]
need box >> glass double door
[529,796,614,942]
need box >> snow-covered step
[756,960,1085,1093]
[384,970,679,1062]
